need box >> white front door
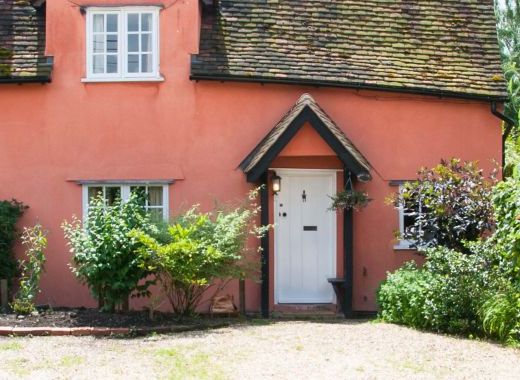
[275,169,337,304]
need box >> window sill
[81,76,164,83]
[393,245,416,251]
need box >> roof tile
[192,0,507,100]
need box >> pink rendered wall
[0,0,502,312]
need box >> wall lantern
[272,172,282,194]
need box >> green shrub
[132,189,268,316]
[0,200,27,284]
[11,224,47,314]
[377,262,437,328]
[378,246,500,335]
[421,247,492,333]
[62,193,157,312]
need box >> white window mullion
[121,10,127,77]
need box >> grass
[59,355,86,368]
[154,346,226,380]
[0,341,23,351]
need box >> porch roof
[239,94,371,183]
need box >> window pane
[107,14,118,32]
[148,208,163,221]
[93,14,104,33]
[93,34,105,53]
[141,33,151,52]
[128,13,139,32]
[130,186,147,207]
[141,54,152,73]
[106,55,118,73]
[148,187,163,206]
[106,34,118,53]
[141,13,152,31]
[88,187,103,202]
[93,55,104,73]
[128,54,139,72]
[403,214,416,230]
[128,34,139,52]
[106,187,121,206]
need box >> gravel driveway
[0,320,519,379]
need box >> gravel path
[0,320,519,379]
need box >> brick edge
[0,322,233,337]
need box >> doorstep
[271,304,343,319]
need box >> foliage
[390,159,496,253]
[329,189,371,211]
[132,188,268,316]
[495,0,520,135]
[378,246,497,335]
[379,165,520,343]
[11,224,47,314]
[0,200,27,284]
[377,262,436,328]
[491,170,520,276]
[62,193,158,312]
[421,247,494,333]
[479,281,520,343]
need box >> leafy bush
[421,247,493,333]
[377,262,437,328]
[132,189,268,316]
[390,159,496,253]
[378,245,501,335]
[0,200,27,284]
[11,224,47,314]
[62,193,157,312]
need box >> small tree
[390,159,497,253]
[0,200,27,284]
[62,193,157,312]
[132,189,268,316]
[11,224,47,314]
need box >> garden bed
[0,307,242,336]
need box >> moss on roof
[191,0,507,100]
[0,0,51,82]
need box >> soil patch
[0,307,240,328]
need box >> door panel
[275,170,336,304]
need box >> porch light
[272,172,282,194]
[356,172,371,183]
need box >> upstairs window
[85,7,161,81]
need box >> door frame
[273,168,338,304]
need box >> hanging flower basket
[329,189,372,211]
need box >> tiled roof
[0,0,51,82]
[192,0,507,100]
[240,93,371,182]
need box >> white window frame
[394,184,421,250]
[84,6,162,82]
[82,183,169,220]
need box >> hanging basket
[329,189,372,211]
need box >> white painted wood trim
[85,6,161,81]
